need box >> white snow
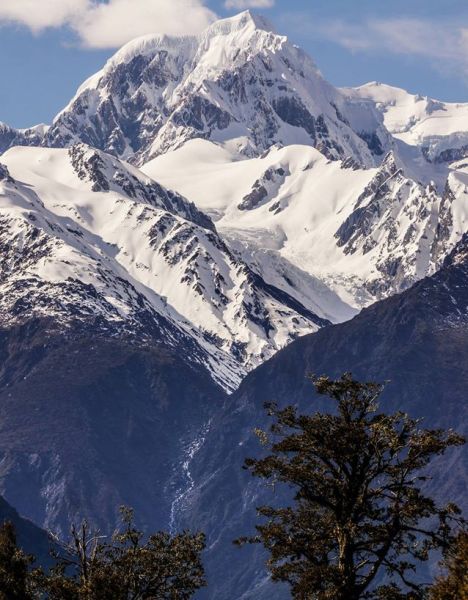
[1,11,468,391]
[0,144,329,389]
[144,140,468,309]
[344,82,468,161]
[48,10,386,167]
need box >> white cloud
[0,0,88,32]
[285,15,468,77]
[0,0,217,48]
[320,18,468,61]
[75,0,217,48]
[282,11,468,78]
[225,0,275,9]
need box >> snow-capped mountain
[0,11,467,596]
[0,144,328,390]
[13,12,386,167]
[0,10,466,380]
[344,82,468,163]
[1,11,467,177]
[144,139,468,309]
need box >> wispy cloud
[285,15,468,76]
[0,0,217,48]
[225,0,275,9]
[75,0,217,48]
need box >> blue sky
[1,0,468,128]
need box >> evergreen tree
[237,374,465,600]
[429,530,468,600]
[36,506,206,599]
[0,521,36,600]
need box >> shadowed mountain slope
[180,234,468,600]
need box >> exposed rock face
[2,14,468,176]
[0,122,46,155]
[0,145,329,391]
[334,152,461,298]
[238,166,288,211]
[344,82,468,165]
[145,141,467,314]
[424,144,468,164]
[0,13,466,600]
[68,144,215,231]
[37,12,387,166]
[0,163,13,182]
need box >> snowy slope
[144,139,468,308]
[0,12,468,575]
[0,11,467,385]
[42,11,387,166]
[344,82,468,163]
[0,145,329,389]
[0,11,467,176]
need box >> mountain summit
[0,10,465,370]
[0,15,466,589]
[31,12,386,165]
[204,10,276,34]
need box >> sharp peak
[209,10,276,33]
[63,9,282,103]
[101,11,275,72]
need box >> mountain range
[0,10,466,600]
